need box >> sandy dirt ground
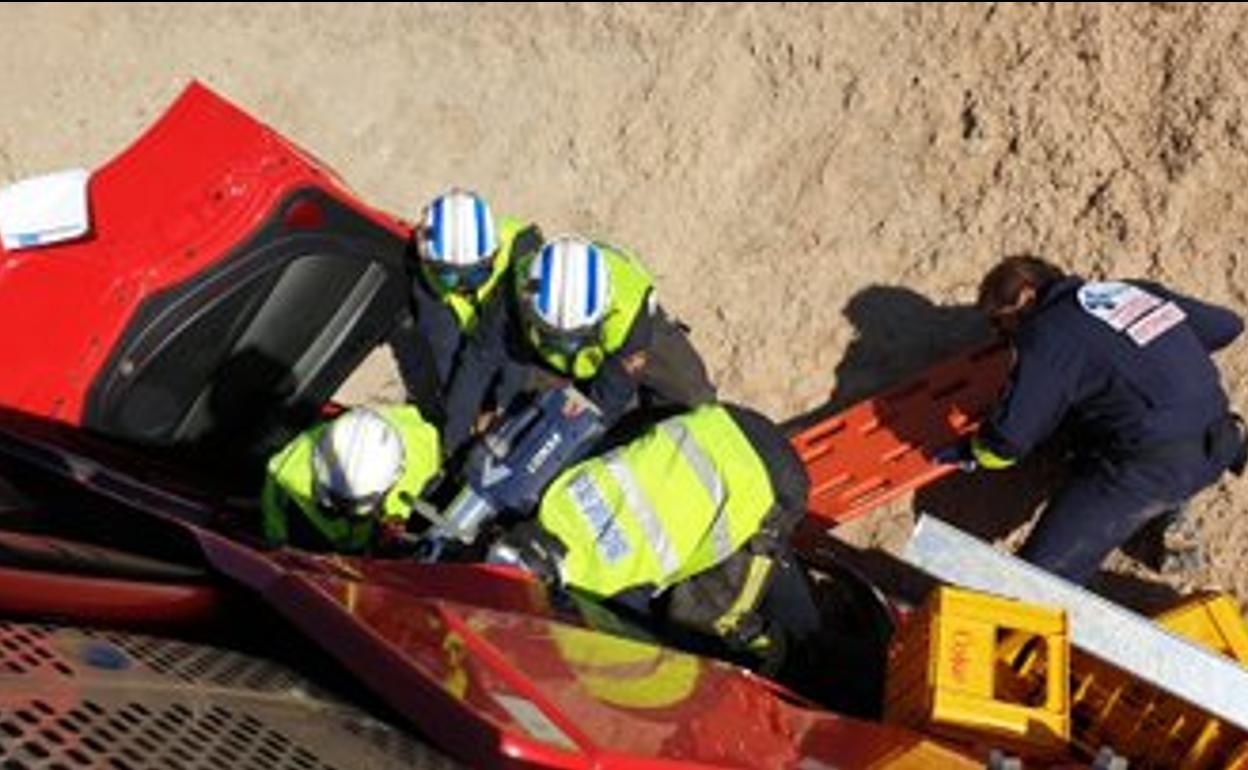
[2,3,1245,611]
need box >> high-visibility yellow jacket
[518,241,654,380]
[424,215,535,332]
[537,404,776,598]
[260,405,440,552]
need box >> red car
[0,83,994,769]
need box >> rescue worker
[486,402,819,659]
[441,233,716,457]
[260,404,441,554]
[386,189,543,424]
[944,255,1246,584]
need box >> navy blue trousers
[1018,453,1227,585]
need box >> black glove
[487,521,567,585]
[374,517,410,551]
[931,439,978,472]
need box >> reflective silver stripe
[604,455,681,579]
[660,421,733,562]
[708,510,735,564]
[564,470,632,564]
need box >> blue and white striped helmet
[417,189,498,266]
[527,235,611,332]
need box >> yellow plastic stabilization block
[885,587,1070,756]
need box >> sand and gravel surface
[3,3,1245,610]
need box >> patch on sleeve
[1125,301,1187,346]
[1077,282,1162,330]
[1076,281,1185,347]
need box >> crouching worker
[385,188,543,422]
[442,234,716,456]
[261,405,441,554]
[486,402,818,663]
[948,255,1246,583]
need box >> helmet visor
[531,320,601,356]
[316,483,386,519]
[424,258,496,293]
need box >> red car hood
[210,541,981,769]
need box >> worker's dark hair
[977,255,1066,314]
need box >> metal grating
[0,623,75,679]
[0,621,458,769]
[80,630,309,694]
[0,700,337,770]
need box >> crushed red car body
[0,83,985,769]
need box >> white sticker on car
[492,693,578,750]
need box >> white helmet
[417,189,498,291]
[525,235,610,349]
[311,408,405,518]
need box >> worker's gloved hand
[375,517,410,551]
[487,522,567,586]
[931,440,978,473]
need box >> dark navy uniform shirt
[386,267,481,425]
[981,276,1243,463]
[387,226,545,429]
